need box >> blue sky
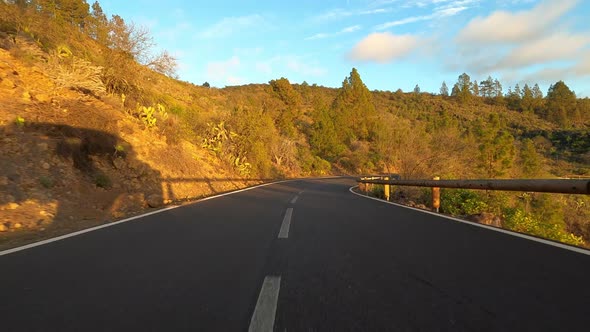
[98,0,590,97]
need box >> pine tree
[471,80,479,96]
[456,72,472,104]
[479,76,494,98]
[521,84,534,113]
[413,84,420,94]
[440,81,449,96]
[331,68,377,142]
[520,138,542,177]
[514,83,522,98]
[532,83,543,99]
[546,80,576,127]
[475,114,515,178]
[310,108,345,161]
[87,1,109,43]
[531,83,544,115]
[493,79,504,105]
[451,83,460,97]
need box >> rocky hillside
[0,46,261,250]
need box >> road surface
[1,178,589,331]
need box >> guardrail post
[384,176,390,201]
[432,176,440,212]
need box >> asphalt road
[1,178,589,331]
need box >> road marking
[298,190,304,195]
[249,275,281,332]
[278,208,293,239]
[0,206,180,257]
[0,179,296,257]
[0,177,344,257]
[349,186,590,256]
[290,195,298,204]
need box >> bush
[441,189,488,215]
[94,173,111,188]
[503,208,584,246]
[371,185,385,199]
[39,176,55,188]
[46,48,106,95]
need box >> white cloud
[342,25,362,33]
[450,0,589,86]
[305,33,330,40]
[199,14,263,38]
[494,33,590,70]
[456,0,578,44]
[348,32,420,63]
[305,25,362,40]
[375,2,471,29]
[576,53,590,74]
[311,7,391,22]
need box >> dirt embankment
[0,48,260,250]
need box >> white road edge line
[290,195,298,204]
[248,275,281,332]
[278,208,293,239]
[349,186,590,256]
[0,179,296,257]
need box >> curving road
[1,177,589,331]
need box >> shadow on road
[0,122,273,248]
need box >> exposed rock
[41,162,50,170]
[466,213,502,228]
[37,142,49,152]
[146,194,163,208]
[12,222,22,229]
[6,202,19,210]
[22,91,31,100]
[0,224,7,232]
[113,158,126,170]
[415,204,427,210]
[35,93,51,103]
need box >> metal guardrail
[357,178,590,195]
[358,176,590,212]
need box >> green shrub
[441,189,488,215]
[39,176,55,188]
[14,116,25,127]
[371,185,385,199]
[94,173,111,188]
[503,208,584,246]
[138,105,157,128]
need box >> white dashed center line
[248,276,281,332]
[290,195,298,204]
[278,208,293,239]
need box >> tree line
[432,73,587,128]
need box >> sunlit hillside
[0,1,588,248]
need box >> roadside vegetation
[0,1,588,246]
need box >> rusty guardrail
[358,178,590,195]
[358,177,590,212]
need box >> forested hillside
[0,1,588,247]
